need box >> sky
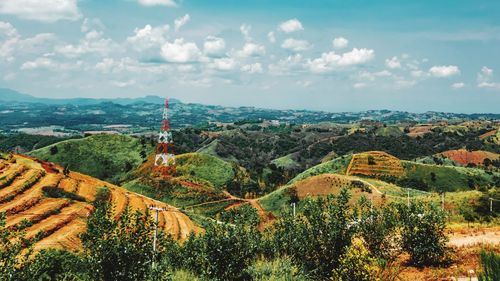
[1,0,500,113]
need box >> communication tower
[154,98,176,177]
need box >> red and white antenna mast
[154,98,176,177]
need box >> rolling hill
[289,151,500,192]
[29,134,155,184]
[0,153,200,252]
[417,149,500,167]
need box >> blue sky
[1,0,500,113]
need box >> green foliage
[176,153,235,189]
[331,239,380,281]
[288,155,352,184]
[357,200,401,261]
[478,250,500,281]
[246,257,309,281]
[268,189,357,279]
[0,212,31,281]
[397,202,449,267]
[29,134,154,184]
[17,249,90,281]
[0,133,76,153]
[219,204,261,227]
[80,201,155,281]
[42,186,86,202]
[183,223,260,280]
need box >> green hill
[175,153,235,189]
[29,134,154,184]
[289,151,500,192]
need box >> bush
[358,200,400,261]
[397,202,449,267]
[331,239,379,281]
[478,250,500,281]
[42,186,86,202]
[268,189,357,279]
[246,257,308,281]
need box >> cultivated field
[346,151,405,178]
[0,154,200,251]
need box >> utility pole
[490,198,493,213]
[291,202,296,217]
[148,205,166,271]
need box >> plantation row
[0,155,199,251]
[347,152,406,178]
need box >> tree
[331,239,379,281]
[0,212,31,281]
[49,145,58,155]
[269,189,357,279]
[80,188,156,281]
[483,158,492,167]
[397,202,449,267]
[368,155,376,165]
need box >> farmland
[0,154,200,251]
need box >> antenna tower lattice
[154,98,176,177]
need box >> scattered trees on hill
[1,188,453,280]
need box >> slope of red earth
[479,129,498,140]
[440,149,500,166]
[0,154,201,252]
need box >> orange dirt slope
[0,154,201,251]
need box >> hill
[123,152,240,216]
[259,173,382,215]
[0,153,200,251]
[290,151,500,192]
[29,135,154,184]
[418,149,500,167]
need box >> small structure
[153,98,176,177]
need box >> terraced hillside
[290,151,500,192]
[0,154,200,252]
[346,151,405,178]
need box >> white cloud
[428,65,460,77]
[411,70,425,78]
[477,66,500,89]
[241,63,263,74]
[111,79,136,88]
[278,19,303,33]
[0,0,80,22]
[332,37,348,49]
[21,57,84,71]
[174,14,190,32]
[451,82,465,89]
[0,21,18,39]
[160,38,202,63]
[240,24,252,41]
[358,70,392,81]
[81,18,104,33]
[138,0,177,7]
[281,38,312,52]
[385,56,401,69]
[203,36,226,57]
[208,57,237,71]
[127,24,170,51]
[395,79,417,89]
[0,22,56,62]
[353,82,366,89]
[308,48,374,73]
[56,31,116,58]
[268,54,303,75]
[237,43,265,57]
[267,31,276,43]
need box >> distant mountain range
[0,88,171,106]
[1,88,499,133]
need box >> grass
[29,134,154,184]
[375,126,403,137]
[271,154,300,170]
[288,154,352,184]
[176,153,235,189]
[402,161,499,192]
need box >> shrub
[42,186,86,202]
[246,257,308,281]
[397,202,449,267]
[268,189,356,279]
[331,239,379,281]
